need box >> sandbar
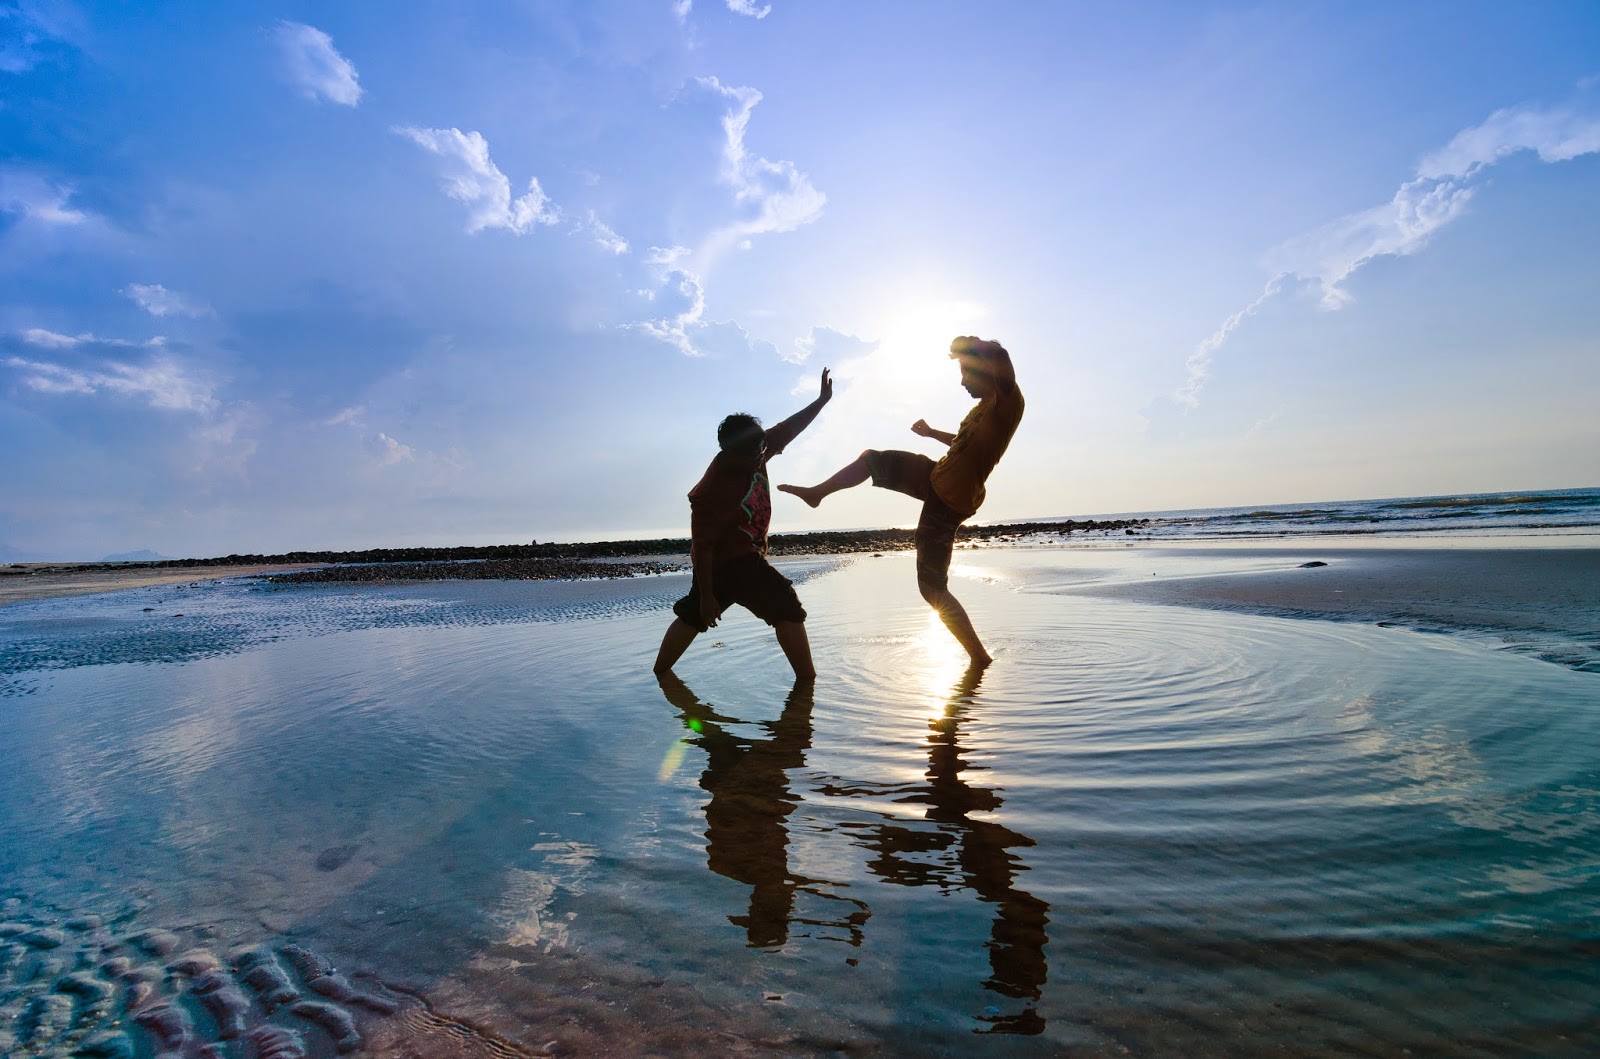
[0,562,326,606]
[1052,537,1600,670]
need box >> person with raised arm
[779,338,1022,666]
[653,369,833,681]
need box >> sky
[3,1,1599,560]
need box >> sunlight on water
[2,552,1598,1055]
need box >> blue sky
[3,1,1598,560]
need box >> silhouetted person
[780,338,1022,665]
[654,369,832,680]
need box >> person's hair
[950,335,1006,372]
[717,412,764,451]
[950,335,1015,394]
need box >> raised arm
[911,419,956,446]
[761,368,832,457]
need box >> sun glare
[915,609,972,702]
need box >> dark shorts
[672,553,807,632]
[865,450,965,592]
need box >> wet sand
[1048,538,1600,671]
[0,563,328,606]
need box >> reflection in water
[833,666,1051,1035]
[657,674,868,949]
[662,666,1051,1035]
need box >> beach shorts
[865,450,966,592]
[672,554,807,632]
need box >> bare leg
[920,583,992,667]
[778,450,872,509]
[653,618,700,675]
[772,620,816,682]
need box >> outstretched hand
[817,367,832,403]
[911,418,933,438]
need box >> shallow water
[3,551,1599,1056]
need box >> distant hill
[101,549,176,563]
[0,542,54,563]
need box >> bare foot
[777,483,823,508]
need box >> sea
[2,495,1599,1056]
[1044,485,1600,540]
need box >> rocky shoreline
[4,517,1152,592]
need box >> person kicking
[779,338,1022,666]
[653,369,833,682]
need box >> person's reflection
[657,673,867,949]
[860,665,1050,1034]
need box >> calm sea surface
[3,549,1599,1055]
[1052,486,1600,539]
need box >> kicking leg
[778,450,872,508]
[772,620,816,683]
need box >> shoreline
[0,562,328,606]
[7,535,1598,677]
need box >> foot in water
[776,483,823,508]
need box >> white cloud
[123,283,211,318]
[584,211,630,255]
[5,353,216,413]
[324,404,365,427]
[726,0,772,18]
[370,432,415,466]
[632,246,708,356]
[1176,275,1285,408]
[20,328,163,349]
[1418,105,1600,179]
[1268,177,1475,310]
[189,408,261,478]
[1177,100,1600,408]
[0,170,89,225]
[395,126,561,234]
[697,76,826,248]
[790,326,877,367]
[672,0,693,24]
[276,21,363,106]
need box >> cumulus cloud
[632,246,708,356]
[697,76,825,248]
[4,352,216,413]
[276,21,363,106]
[123,283,211,318]
[630,245,786,360]
[395,126,560,234]
[0,170,90,225]
[1177,99,1600,408]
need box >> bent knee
[918,580,951,607]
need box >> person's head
[717,412,765,467]
[949,335,1009,399]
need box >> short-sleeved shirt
[685,413,804,560]
[929,385,1025,518]
[688,455,774,559]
